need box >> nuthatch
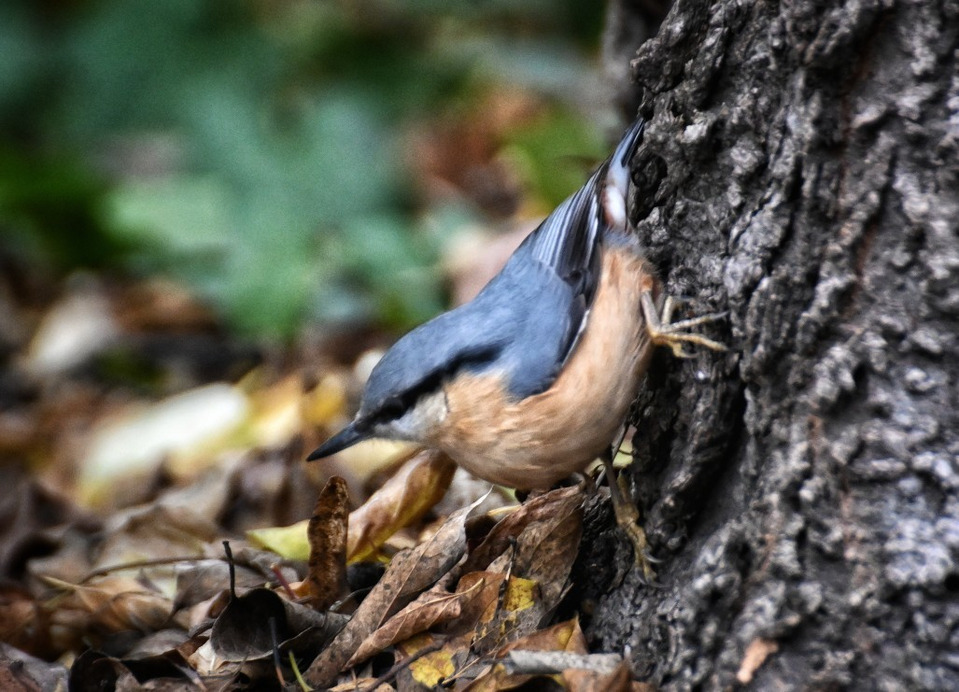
[309,120,724,575]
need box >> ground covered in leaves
[0,263,647,691]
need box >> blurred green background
[0,0,611,339]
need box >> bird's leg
[602,440,659,583]
[642,292,727,358]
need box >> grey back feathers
[358,120,646,427]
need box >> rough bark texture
[580,0,959,688]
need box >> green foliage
[0,0,605,338]
[504,109,608,209]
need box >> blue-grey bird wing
[361,120,646,416]
[486,174,604,398]
[361,182,603,417]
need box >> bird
[308,119,724,578]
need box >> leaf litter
[1,265,652,691]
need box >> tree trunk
[580,0,959,688]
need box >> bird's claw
[609,493,659,583]
[642,293,728,356]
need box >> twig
[79,555,204,583]
[501,651,623,675]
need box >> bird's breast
[429,244,659,490]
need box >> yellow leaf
[503,577,537,613]
[347,449,456,562]
[410,648,455,687]
[249,450,456,563]
[247,519,310,561]
[248,374,308,447]
[302,373,349,427]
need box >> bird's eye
[377,396,406,422]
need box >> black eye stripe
[371,345,501,424]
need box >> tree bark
[580,0,959,688]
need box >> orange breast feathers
[429,244,660,490]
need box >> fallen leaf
[246,373,309,448]
[498,617,588,656]
[247,449,456,564]
[172,559,263,612]
[0,468,97,581]
[79,383,250,506]
[471,577,541,656]
[210,588,289,660]
[246,521,310,561]
[463,486,583,573]
[0,584,52,659]
[501,576,537,614]
[299,476,350,609]
[472,489,584,654]
[92,504,219,589]
[328,681,395,692]
[467,619,591,691]
[302,372,349,429]
[24,285,118,377]
[396,632,464,690]
[123,628,191,658]
[0,643,68,692]
[348,449,457,562]
[67,649,126,692]
[508,492,583,610]
[408,644,455,688]
[305,497,481,688]
[228,545,303,588]
[43,575,173,645]
[444,571,506,637]
[210,586,348,662]
[348,577,483,666]
[562,661,633,692]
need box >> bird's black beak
[307,421,369,460]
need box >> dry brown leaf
[348,577,484,666]
[459,663,522,692]
[44,575,173,649]
[498,617,588,656]
[463,486,583,573]
[0,584,52,659]
[470,490,583,654]
[210,588,288,660]
[328,681,395,692]
[348,449,456,562]
[0,468,96,581]
[299,476,350,609]
[210,585,349,662]
[508,493,583,610]
[470,576,539,658]
[172,559,262,612]
[562,662,634,692]
[93,504,218,575]
[466,619,591,691]
[445,571,507,637]
[305,497,481,688]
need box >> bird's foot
[609,482,660,584]
[642,292,727,358]
[601,454,660,584]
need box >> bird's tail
[600,118,645,234]
[606,119,645,199]
[520,117,646,273]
